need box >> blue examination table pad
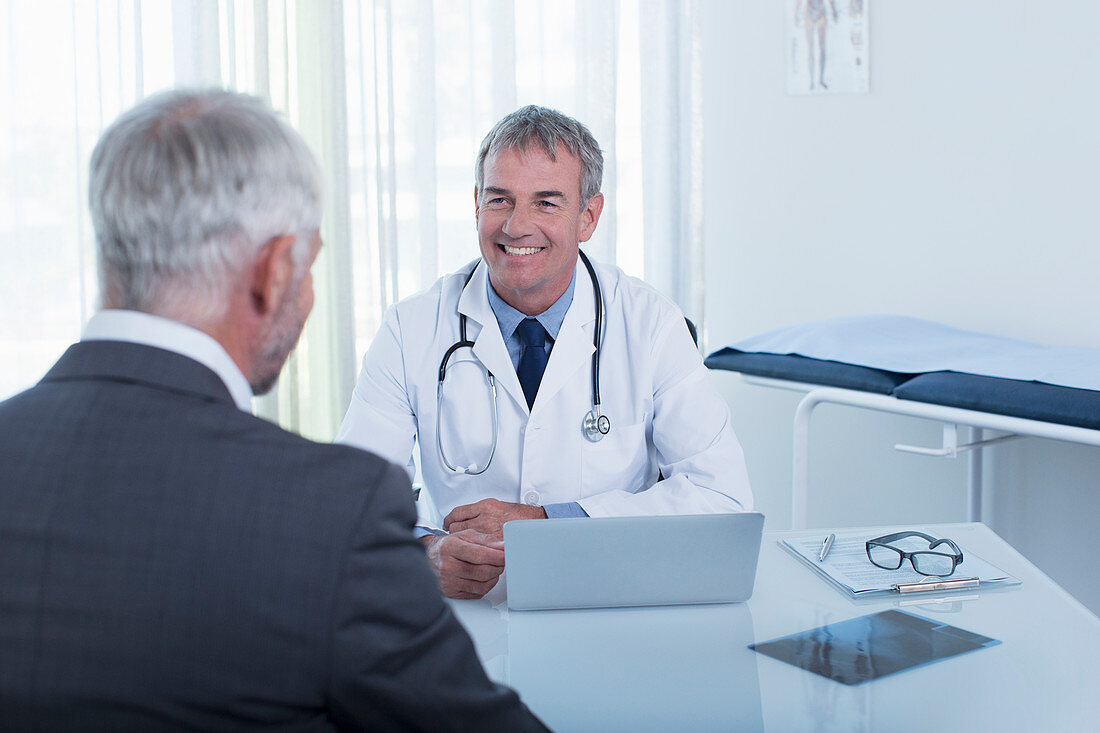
[705,316,1100,431]
[727,315,1100,392]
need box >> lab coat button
[523,490,540,506]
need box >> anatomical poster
[787,0,869,95]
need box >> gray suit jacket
[0,341,545,732]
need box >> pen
[819,533,835,562]
[894,576,980,594]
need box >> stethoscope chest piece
[583,408,611,442]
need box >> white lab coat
[336,257,752,530]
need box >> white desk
[449,522,1100,732]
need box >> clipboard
[779,530,1021,597]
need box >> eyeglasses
[865,531,964,577]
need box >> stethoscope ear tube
[578,250,609,443]
[438,339,475,382]
[437,349,498,476]
[437,262,499,474]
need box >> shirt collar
[81,310,254,412]
[486,268,577,341]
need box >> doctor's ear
[578,192,605,242]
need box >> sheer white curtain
[0,0,704,441]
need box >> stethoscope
[436,249,610,475]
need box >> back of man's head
[475,105,604,203]
[89,89,321,325]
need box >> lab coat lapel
[458,263,528,411]
[533,259,595,413]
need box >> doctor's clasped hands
[424,499,546,597]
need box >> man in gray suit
[0,90,545,731]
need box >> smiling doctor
[337,105,752,599]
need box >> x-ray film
[750,609,1000,685]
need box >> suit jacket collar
[81,309,253,410]
[41,341,237,407]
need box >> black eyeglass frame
[865,531,964,577]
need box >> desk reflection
[503,603,762,732]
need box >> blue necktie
[516,318,549,409]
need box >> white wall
[700,0,1100,613]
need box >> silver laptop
[503,512,765,611]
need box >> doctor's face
[475,145,603,316]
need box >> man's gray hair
[475,105,603,204]
[89,89,322,322]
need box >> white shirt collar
[81,310,254,412]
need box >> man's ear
[250,234,298,317]
[578,192,604,243]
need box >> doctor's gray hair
[475,105,604,204]
[89,88,321,322]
